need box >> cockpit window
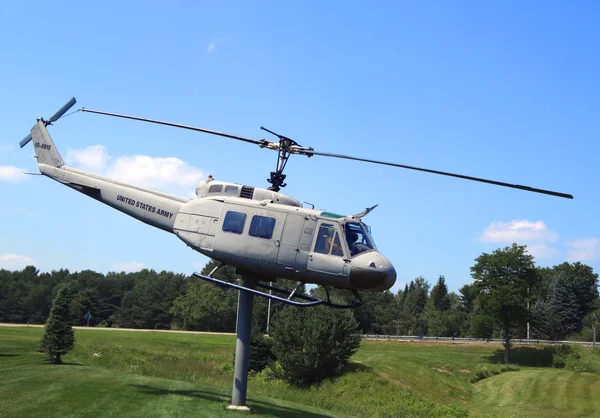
[344,222,375,256]
[314,223,344,257]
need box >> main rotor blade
[80,108,265,146]
[305,150,573,199]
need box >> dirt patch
[458,369,471,373]
[431,367,451,374]
[378,372,409,387]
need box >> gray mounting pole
[228,277,255,411]
[593,313,596,351]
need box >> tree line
[1,244,598,345]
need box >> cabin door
[277,214,305,270]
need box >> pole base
[226,405,251,412]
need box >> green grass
[2,327,600,417]
[0,328,334,418]
[470,369,600,417]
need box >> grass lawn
[2,326,600,417]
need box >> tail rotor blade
[19,133,33,148]
[48,97,77,123]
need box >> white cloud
[207,38,223,53]
[479,220,559,259]
[525,244,558,259]
[66,144,110,171]
[13,208,34,216]
[65,145,205,197]
[566,238,600,262]
[0,165,27,183]
[0,253,34,270]
[106,155,205,192]
[111,261,146,273]
[480,220,559,244]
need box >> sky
[1,1,598,293]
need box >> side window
[225,185,238,194]
[314,223,344,256]
[209,184,223,193]
[222,211,246,234]
[249,216,276,239]
[331,232,344,256]
[314,224,333,254]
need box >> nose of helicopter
[348,252,396,291]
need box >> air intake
[240,186,254,199]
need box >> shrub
[270,304,361,386]
[468,363,519,383]
[248,331,275,373]
[552,344,600,373]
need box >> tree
[470,314,496,341]
[547,274,580,340]
[458,283,478,314]
[39,286,75,364]
[170,279,237,331]
[270,305,361,386]
[430,276,450,311]
[403,277,429,317]
[471,244,537,363]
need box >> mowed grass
[2,327,600,417]
[470,369,600,417]
[0,328,335,418]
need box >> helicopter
[19,98,573,309]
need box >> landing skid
[192,272,363,309]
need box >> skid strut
[192,272,363,309]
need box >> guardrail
[362,335,596,346]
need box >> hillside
[1,327,599,417]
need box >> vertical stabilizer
[31,120,64,168]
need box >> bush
[552,344,600,373]
[270,305,361,386]
[248,331,275,373]
[468,363,519,383]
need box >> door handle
[275,240,280,247]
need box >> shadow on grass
[487,346,556,367]
[0,354,19,357]
[129,384,333,418]
[345,362,372,373]
[60,362,91,366]
[40,359,91,366]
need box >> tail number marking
[34,142,51,150]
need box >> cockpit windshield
[344,222,376,256]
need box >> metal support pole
[266,281,272,334]
[228,277,255,411]
[526,286,530,340]
[593,313,596,351]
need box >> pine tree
[549,274,580,340]
[430,276,450,311]
[39,286,75,364]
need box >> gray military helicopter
[19,98,573,309]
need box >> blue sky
[1,1,598,292]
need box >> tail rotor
[19,97,77,148]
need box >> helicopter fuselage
[30,120,396,292]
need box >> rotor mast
[260,126,313,192]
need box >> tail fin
[31,120,64,168]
